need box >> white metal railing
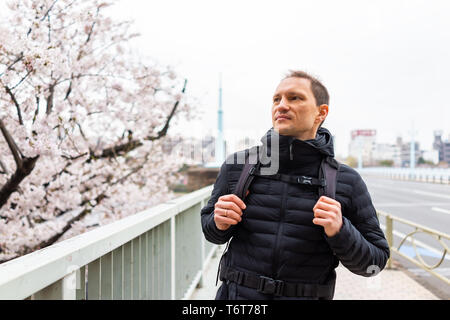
[359,167,450,184]
[0,185,216,300]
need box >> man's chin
[273,125,292,136]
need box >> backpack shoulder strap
[319,156,340,199]
[233,146,260,201]
[216,146,260,286]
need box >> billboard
[351,129,377,140]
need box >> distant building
[396,136,422,167]
[348,129,377,166]
[433,130,450,164]
[372,143,401,167]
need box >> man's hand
[214,191,249,231]
[312,196,343,237]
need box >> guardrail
[0,185,216,300]
[377,210,450,286]
[360,167,450,184]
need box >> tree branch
[33,96,40,123]
[92,139,142,159]
[91,79,187,160]
[3,85,24,125]
[46,83,56,115]
[32,207,92,251]
[0,157,8,174]
[10,69,33,91]
[147,78,187,141]
[40,0,59,22]
[47,13,52,43]
[64,76,72,100]
[0,118,23,168]
[0,119,39,209]
[27,0,59,36]
[0,52,24,78]
[0,155,39,209]
[61,152,88,161]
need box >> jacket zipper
[271,182,288,278]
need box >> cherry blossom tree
[0,0,195,263]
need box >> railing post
[63,270,78,300]
[123,241,132,299]
[198,200,206,289]
[33,268,78,300]
[170,216,176,300]
[87,258,101,300]
[76,266,86,300]
[100,252,112,299]
[386,215,393,269]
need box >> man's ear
[317,104,329,123]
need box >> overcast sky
[3,0,450,158]
[105,0,450,158]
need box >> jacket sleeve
[325,169,390,277]
[200,161,236,244]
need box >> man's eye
[273,98,280,103]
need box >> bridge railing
[360,167,450,184]
[377,210,450,286]
[0,185,216,300]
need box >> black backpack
[215,145,341,292]
[233,145,340,201]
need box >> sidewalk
[190,246,439,300]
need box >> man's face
[271,77,327,140]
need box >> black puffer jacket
[201,127,390,300]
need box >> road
[361,174,450,299]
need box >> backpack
[215,145,340,290]
[233,145,340,200]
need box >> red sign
[351,129,376,140]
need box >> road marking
[368,184,450,201]
[398,245,442,259]
[413,190,450,200]
[376,202,450,208]
[431,207,450,216]
[367,183,403,191]
[408,268,450,277]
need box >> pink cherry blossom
[0,0,196,262]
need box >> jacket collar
[259,127,335,166]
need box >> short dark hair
[283,70,329,106]
[283,70,329,128]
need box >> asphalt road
[361,174,450,299]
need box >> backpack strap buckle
[297,176,312,185]
[257,276,284,296]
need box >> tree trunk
[0,155,39,209]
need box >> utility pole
[357,138,363,170]
[215,72,225,165]
[410,121,416,178]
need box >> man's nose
[277,97,290,109]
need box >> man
[200,70,390,300]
